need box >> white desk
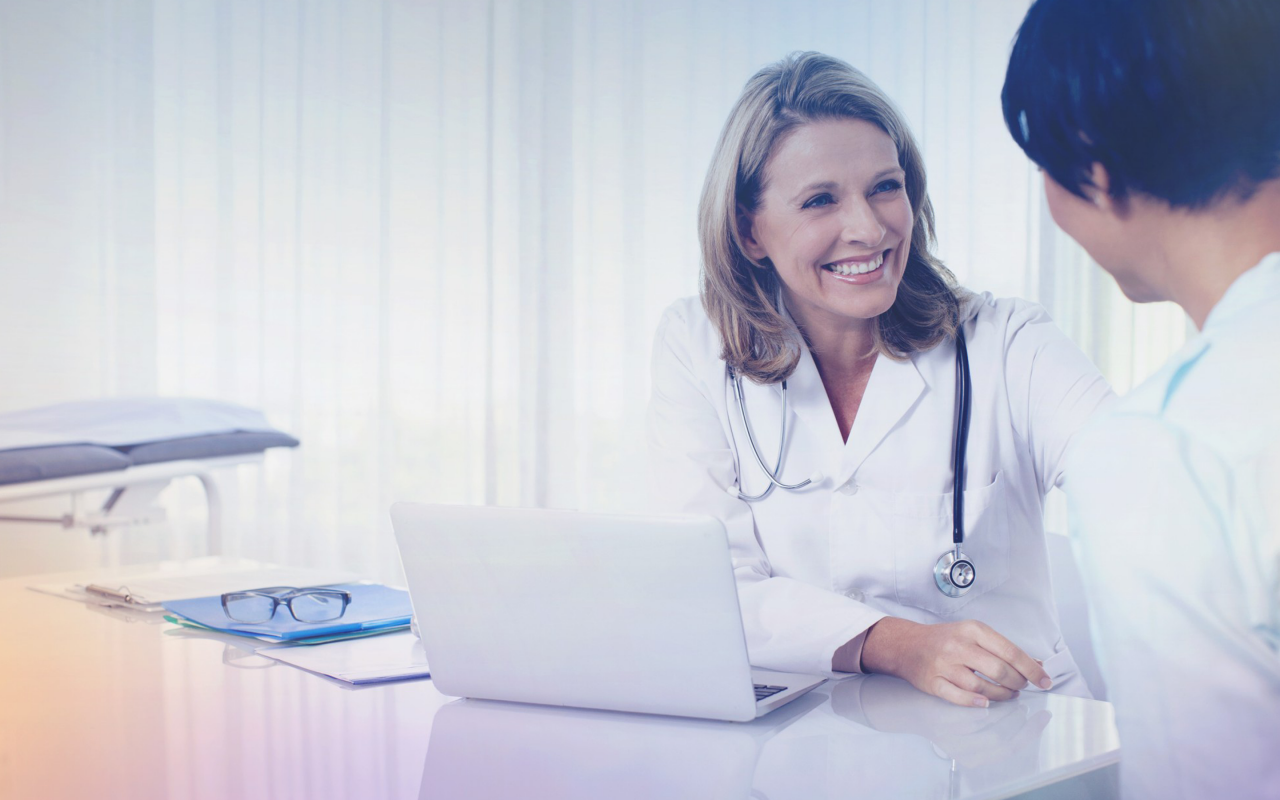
[0,568,1120,800]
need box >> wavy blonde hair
[699,52,961,384]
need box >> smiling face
[742,117,913,334]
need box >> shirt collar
[1202,251,1280,332]
[1127,252,1280,413]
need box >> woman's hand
[858,617,1052,707]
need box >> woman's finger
[931,675,995,708]
[967,622,1052,690]
[964,646,1030,690]
[947,665,1019,702]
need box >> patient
[1002,0,1280,797]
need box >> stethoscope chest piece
[934,549,976,598]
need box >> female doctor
[647,52,1113,707]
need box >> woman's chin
[820,284,899,322]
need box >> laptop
[389,503,826,722]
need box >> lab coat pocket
[860,472,1011,618]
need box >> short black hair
[1002,0,1280,209]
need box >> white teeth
[829,252,885,276]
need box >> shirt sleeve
[1066,417,1280,799]
[1000,300,1116,494]
[645,305,884,677]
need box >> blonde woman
[647,52,1113,707]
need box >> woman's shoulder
[654,296,721,359]
[960,289,1061,344]
[660,293,721,343]
[657,295,706,328]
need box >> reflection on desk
[419,692,824,800]
[754,675,1111,800]
[418,675,1119,800]
[2,568,1119,800]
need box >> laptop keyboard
[754,684,787,701]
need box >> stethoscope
[726,329,976,598]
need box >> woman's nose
[841,199,886,246]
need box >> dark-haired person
[647,52,1114,709]
[1003,0,1280,796]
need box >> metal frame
[0,453,265,554]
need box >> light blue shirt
[1066,252,1280,799]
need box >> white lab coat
[646,292,1114,693]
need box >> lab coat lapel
[783,345,846,471]
[774,293,924,484]
[835,353,926,486]
[777,294,849,473]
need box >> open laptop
[389,503,826,722]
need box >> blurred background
[0,0,1191,583]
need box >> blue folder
[163,583,413,642]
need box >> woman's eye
[802,193,834,209]
[873,179,904,195]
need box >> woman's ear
[1085,162,1124,215]
[1086,162,1139,221]
[737,206,769,263]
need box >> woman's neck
[782,288,879,378]
[782,287,880,443]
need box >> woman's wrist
[831,631,867,673]
[859,616,916,675]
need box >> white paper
[258,631,430,684]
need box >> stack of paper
[259,632,430,684]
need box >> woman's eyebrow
[790,167,905,203]
[790,180,838,203]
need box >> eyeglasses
[220,586,352,624]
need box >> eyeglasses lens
[224,593,277,623]
[290,592,346,622]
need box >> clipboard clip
[83,584,151,606]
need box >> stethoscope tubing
[725,371,777,502]
[951,326,972,552]
[728,328,972,544]
[730,373,816,498]
[728,327,975,597]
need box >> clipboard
[29,561,361,610]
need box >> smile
[822,251,886,279]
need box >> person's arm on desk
[839,617,1053,708]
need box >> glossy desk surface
[0,567,1120,800]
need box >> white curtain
[0,0,1188,581]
